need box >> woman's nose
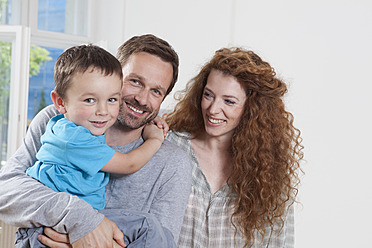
[208,100,221,114]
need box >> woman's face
[201,69,247,140]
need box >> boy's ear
[51,90,67,114]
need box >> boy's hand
[142,123,165,143]
[151,116,169,137]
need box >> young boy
[15,45,175,248]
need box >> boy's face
[62,69,122,136]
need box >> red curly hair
[166,47,304,247]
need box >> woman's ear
[51,90,67,114]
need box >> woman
[166,47,304,247]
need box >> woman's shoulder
[162,131,190,156]
[166,130,190,145]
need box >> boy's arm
[101,123,164,174]
[0,105,104,243]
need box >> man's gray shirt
[0,105,192,243]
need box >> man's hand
[38,227,71,248]
[38,217,126,248]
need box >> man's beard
[117,98,159,129]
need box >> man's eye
[130,79,140,85]
[84,98,95,103]
[152,89,161,96]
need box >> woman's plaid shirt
[167,131,295,248]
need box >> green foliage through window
[0,42,52,118]
[30,45,52,78]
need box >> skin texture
[190,69,247,194]
[38,221,124,248]
[201,69,247,141]
[117,52,173,130]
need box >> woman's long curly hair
[166,47,304,247]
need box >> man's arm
[0,105,104,243]
[148,141,192,242]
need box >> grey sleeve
[0,105,104,243]
[149,142,192,242]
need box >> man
[0,34,191,247]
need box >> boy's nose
[96,103,108,115]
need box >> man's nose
[134,89,150,106]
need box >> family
[0,34,304,248]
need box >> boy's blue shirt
[26,114,115,210]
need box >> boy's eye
[84,98,95,103]
[108,98,117,103]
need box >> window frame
[0,25,30,158]
[0,0,100,157]
[28,0,93,48]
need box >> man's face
[117,52,173,129]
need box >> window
[28,45,61,122]
[0,0,94,163]
[0,0,11,25]
[0,25,30,166]
[1,1,96,246]
[0,40,11,166]
[37,0,88,36]
[28,0,91,122]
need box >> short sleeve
[53,120,115,177]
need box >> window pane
[0,0,11,24]
[0,41,11,167]
[28,45,63,122]
[37,0,88,36]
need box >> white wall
[99,0,372,247]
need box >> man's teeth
[209,118,224,124]
[128,105,144,114]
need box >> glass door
[0,39,11,166]
[0,25,30,248]
[0,25,30,166]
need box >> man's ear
[51,90,67,114]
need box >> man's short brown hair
[116,34,179,97]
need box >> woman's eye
[203,91,212,98]
[84,98,95,103]
[225,99,236,105]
